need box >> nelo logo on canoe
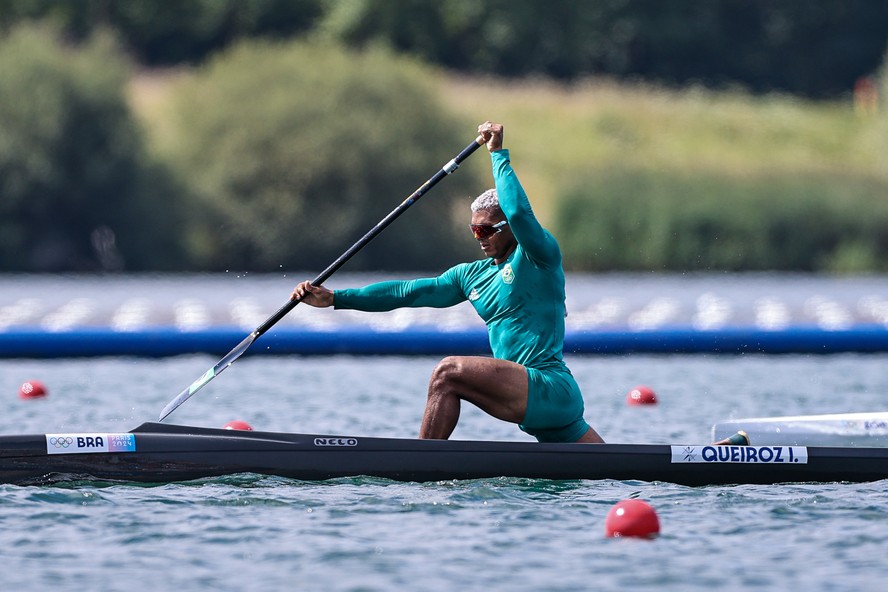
[314,437,357,447]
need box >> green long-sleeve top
[335,149,567,371]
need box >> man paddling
[291,121,604,444]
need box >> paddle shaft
[158,135,485,421]
[256,135,484,336]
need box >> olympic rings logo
[48,436,74,448]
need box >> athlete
[291,121,604,443]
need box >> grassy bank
[133,71,886,220]
[438,76,887,225]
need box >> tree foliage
[2,2,888,273]
[0,0,324,65]
[557,169,888,273]
[0,24,186,271]
[163,39,482,271]
[2,0,886,98]
[317,0,888,98]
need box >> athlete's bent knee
[429,356,464,389]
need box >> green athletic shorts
[520,366,590,443]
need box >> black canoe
[1,422,887,486]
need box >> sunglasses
[470,220,508,239]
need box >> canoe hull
[2,422,888,486]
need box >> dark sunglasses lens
[471,225,496,239]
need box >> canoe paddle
[158,135,485,421]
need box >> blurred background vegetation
[1,0,887,273]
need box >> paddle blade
[158,332,257,421]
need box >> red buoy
[605,499,660,538]
[627,385,657,406]
[223,420,253,431]
[19,380,48,400]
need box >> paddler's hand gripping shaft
[158,135,485,421]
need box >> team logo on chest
[468,288,480,301]
[501,263,515,285]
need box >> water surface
[2,353,887,590]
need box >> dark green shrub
[556,168,888,272]
[0,0,325,66]
[164,39,482,271]
[0,24,186,271]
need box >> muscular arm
[335,275,466,312]
[491,149,561,269]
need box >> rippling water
[2,353,888,590]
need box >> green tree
[3,0,887,97]
[0,0,324,65]
[163,39,483,271]
[319,0,888,98]
[0,24,186,271]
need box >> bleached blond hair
[470,188,501,213]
